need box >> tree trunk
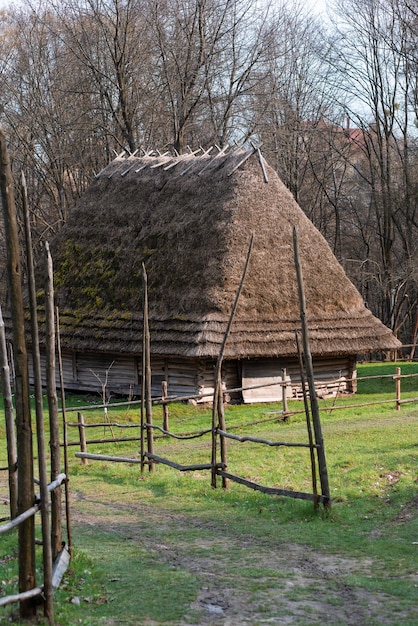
[0,126,37,619]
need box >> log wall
[27,349,356,402]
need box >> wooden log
[0,474,66,536]
[108,151,137,178]
[295,330,318,509]
[0,503,40,535]
[162,381,169,431]
[0,125,37,619]
[227,148,255,177]
[293,227,331,508]
[21,172,54,622]
[0,305,17,519]
[282,368,288,414]
[216,470,329,503]
[142,263,154,472]
[75,453,142,464]
[180,146,213,176]
[56,307,73,557]
[77,413,88,464]
[95,150,125,178]
[395,366,401,411]
[197,145,228,175]
[45,243,62,558]
[257,147,268,183]
[217,429,318,448]
[144,453,223,472]
[0,545,70,609]
[0,586,43,608]
[212,235,254,489]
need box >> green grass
[0,361,417,624]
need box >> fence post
[281,368,288,415]
[162,381,169,431]
[0,125,37,619]
[0,305,18,520]
[78,413,88,465]
[293,227,331,508]
[395,367,401,411]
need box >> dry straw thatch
[49,148,400,358]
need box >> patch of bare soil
[70,491,413,626]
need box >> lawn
[0,362,417,625]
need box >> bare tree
[324,0,418,343]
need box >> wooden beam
[75,453,142,463]
[293,227,331,508]
[216,470,329,503]
[0,125,36,619]
[144,453,223,473]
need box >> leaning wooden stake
[56,307,73,556]
[162,381,169,431]
[45,243,62,558]
[21,172,54,622]
[211,235,254,488]
[395,367,401,411]
[295,330,318,509]
[0,305,17,519]
[77,413,88,464]
[0,125,37,619]
[293,227,331,508]
[142,263,154,471]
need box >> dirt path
[1,472,415,625]
[71,491,408,626]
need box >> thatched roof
[47,148,400,358]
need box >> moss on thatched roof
[49,148,400,357]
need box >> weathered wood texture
[22,173,54,622]
[0,125,36,619]
[45,243,62,559]
[216,470,329,504]
[27,349,356,403]
[0,305,17,519]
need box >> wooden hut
[33,148,400,402]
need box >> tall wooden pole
[295,330,318,509]
[21,172,54,622]
[0,126,37,618]
[56,306,73,557]
[211,235,253,488]
[293,227,331,507]
[0,305,18,519]
[142,263,154,471]
[45,242,62,558]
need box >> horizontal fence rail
[0,473,66,536]
[58,371,418,416]
[215,470,329,504]
[0,473,68,610]
[144,452,225,473]
[217,429,320,449]
[57,367,418,512]
[59,369,418,465]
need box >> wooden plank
[242,360,290,403]
[52,546,71,589]
[216,470,329,503]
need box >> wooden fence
[61,367,417,511]
[0,473,69,609]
